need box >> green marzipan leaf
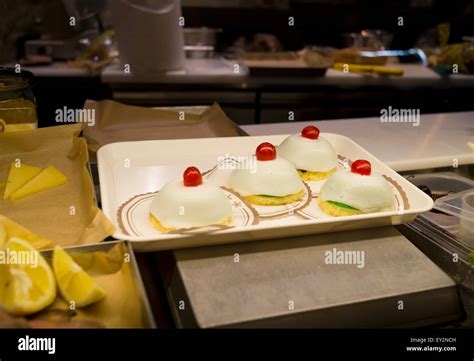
[327,200,360,211]
[468,252,474,267]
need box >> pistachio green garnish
[327,201,360,211]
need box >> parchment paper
[0,124,115,247]
[82,99,242,153]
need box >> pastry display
[229,142,304,205]
[319,159,395,216]
[278,125,338,181]
[149,166,232,232]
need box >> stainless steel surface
[124,240,157,328]
[111,0,185,73]
[102,58,247,83]
[25,40,79,61]
[184,45,215,59]
[184,27,221,45]
[359,49,429,66]
[183,27,221,59]
[399,171,474,285]
[398,224,474,327]
[168,226,461,328]
[397,169,474,326]
[401,165,474,181]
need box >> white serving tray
[97,134,433,251]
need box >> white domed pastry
[319,160,395,216]
[149,166,232,232]
[229,142,304,206]
[278,125,338,181]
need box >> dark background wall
[182,0,474,50]
[0,0,77,63]
[2,0,474,64]
[2,0,474,127]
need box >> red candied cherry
[351,159,371,176]
[256,142,276,161]
[301,125,320,140]
[183,166,202,186]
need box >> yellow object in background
[0,237,57,315]
[9,165,68,201]
[438,23,450,47]
[333,63,404,76]
[3,162,42,200]
[53,246,106,308]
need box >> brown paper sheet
[0,124,115,247]
[82,99,241,153]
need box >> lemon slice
[53,246,105,308]
[0,237,56,315]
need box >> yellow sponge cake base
[149,214,175,233]
[149,213,232,233]
[297,167,336,181]
[318,198,362,217]
[245,190,304,206]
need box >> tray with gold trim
[97,133,433,252]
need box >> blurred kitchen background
[1,0,474,127]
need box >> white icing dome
[229,156,304,197]
[150,179,232,229]
[320,170,395,212]
[278,134,338,172]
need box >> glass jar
[0,67,38,132]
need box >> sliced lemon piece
[0,237,56,315]
[53,246,105,308]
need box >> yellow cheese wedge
[10,166,67,201]
[3,163,42,200]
